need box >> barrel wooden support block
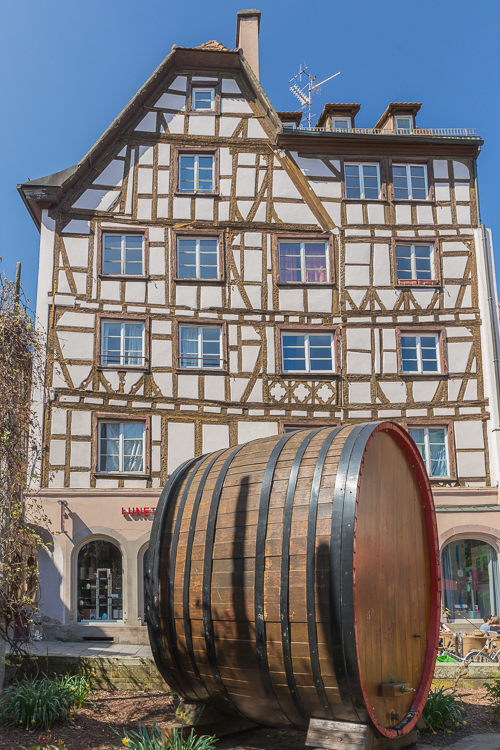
[146,421,440,743]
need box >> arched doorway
[77,540,123,622]
[442,538,500,621]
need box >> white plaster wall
[433,160,449,179]
[346,352,371,374]
[413,381,438,402]
[154,373,172,398]
[173,197,191,219]
[195,197,213,222]
[346,204,363,224]
[308,288,332,312]
[454,161,470,179]
[454,421,484,450]
[310,181,341,199]
[50,440,66,464]
[279,288,304,312]
[247,120,267,139]
[135,112,157,132]
[244,250,262,281]
[237,421,278,444]
[273,171,301,199]
[443,256,468,278]
[373,245,391,286]
[367,204,385,224]
[437,206,453,224]
[158,144,170,166]
[448,342,472,372]
[96,161,124,187]
[379,381,406,403]
[74,189,120,212]
[167,422,195,473]
[236,169,256,197]
[457,453,486,478]
[63,237,89,267]
[151,339,172,368]
[200,286,222,309]
[70,442,91,467]
[188,116,216,136]
[274,203,317,225]
[221,98,252,114]
[435,184,451,201]
[51,408,67,434]
[57,331,94,360]
[349,383,371,403]
[71,411,92,436]
[346,329,371,350]
[219,118,240,137]
[395,205,412,224]
[202,424,229,453]
[58,312,94,328]
[100,280,121,301]
[242,346,260,372]
[177,374,198,400]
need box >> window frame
[274,233,335,286]
[343,161,382,200]
[390,159,434,201]
[175,147,219,195]
[405,421,456,480]
[96,314,150,372]
[97,227,149,279]
[174,318,227,374]
[186,80,221,115]
[93,413,151,477]
[331,117,351,132]
[391,237,441,287]
[173,229,225,283]
[396,327,447,376]
[394,115,414,133]
[277,325,340,376]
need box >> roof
[316,103,361,128]
[374,102,422,130]
[18,43,281,230]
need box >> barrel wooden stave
[148,422,439,736]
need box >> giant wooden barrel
[146,422,440,739]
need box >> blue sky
[1,0,499,304]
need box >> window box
[93,414,150,476]
[186,80,221,114]
[274,234,335,285]
[97,315,149,371]
[173,230,225,282]
[97,228,148,278]
[392,238,440,287]
[396,328,447,375]
[175,148,219,195]
[344,162,381,200]
[175,318,227,373]
[277,326,340,376]
[406,422,456,480]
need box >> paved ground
[8,639,153,658]
[416,734,500,750]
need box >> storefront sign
[122,507,156,517]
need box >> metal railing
[286,126,478,138]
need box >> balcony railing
[284,126,478,138]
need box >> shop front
[441,538,500,621]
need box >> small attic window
[332,117,350,132]
[395,116,413,133]
[192,88,215,111]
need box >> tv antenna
[289,65,340,129]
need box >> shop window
[281,331,335,374]
[393,164,428,200]
[101,233,145,276]
[178,325,223,369]
[101,320,146,367]
[408,426,449,478]
[77,540,123,623]
[278,240,329,284]
[442,539,500,622]
[344,163,380,199]
[98,421,145,473]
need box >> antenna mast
[289,65,340,129]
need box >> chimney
[236,9,261,80]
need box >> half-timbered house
[20,9,500,642]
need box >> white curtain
[123,423,143,472]
[180,327,199,368]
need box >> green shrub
[0,673,92,730]
[109,724,217,750]
[422,686,467,732]
[484,677,500,717]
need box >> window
[409,426,449,478]
[177,236,219,280]
[179,325,222,369]
[345,163,380,199]
[393,164,428,200]
[396,244,434,283]
[98,421,145,473]
[282,332,335,373]
[192,87,215,111]
[101,320,145,367]
[395,116,413,133]
[332,118,350,132]
[102,233,144,276]
[178,154,215,193]
[442,539,498,621]
[278,240,329,283]
[400,333,440,373]
[77,541,123,622]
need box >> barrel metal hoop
[202,444,249,717]
[330,423,370,723]
[146,455,201,698]
[255,431,300,724]
[183,450,227,701]
[168,456,209,702]
[305,425,347,719]
[340,423,382,723]
[280,428,324,725]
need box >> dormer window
[395,116,413,133]
[192,88,215,111]
[332,118,350,132]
